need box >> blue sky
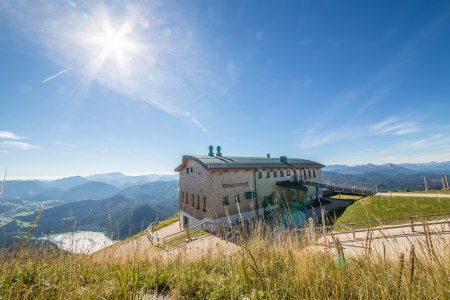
[1,0,450,179]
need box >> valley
[0,173,179,246]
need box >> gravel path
[316,219,450,259]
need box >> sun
[80,15,142,79]
[97,25,131,58]
[105,35,122,51]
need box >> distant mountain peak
[325,161,450,176]
[381,163,395,168]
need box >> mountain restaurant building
[174,146,324,229]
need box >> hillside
[12,194,175,239]
[334,195,450,227]
[0,180,179,244]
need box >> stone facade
[176,155,323,229]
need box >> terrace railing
[146,221,244,250]
[147,212,450,250]
[147,221,213,250]
[301,211,450,240]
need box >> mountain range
[1,163,449,247]
[0,173,180,246]
[323,161,450,192]
[0,172,178,201]
[324,161,450,175]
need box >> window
[287,170,291,176]
[181,192,184,204]
[266,171,270,178]
[190,167,193,173]
[185,192,188,204]
[235,194,241,203]
[258,171,262,179]
[186,168,189,174]
[223,196,229,206]
[191,194,194,207]
[197,195,200,209]
[203,197,206,212]
[313,169,316,178]
[303,170,307,179]
[273,171,277,177]
[308,170,312,178]
[280,170,284,177]
[245,191,255,199]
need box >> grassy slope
[1,234,449,299]
[335,196,450,226]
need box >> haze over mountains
[0,173,179,246]
[1,162,449,247]
[323,161,450,191]
[1,172,178,201]
[324,161,450,175]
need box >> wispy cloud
[298,128,362,148]
[299,116,422,149]
[408,134,443,148]
[300,9,450,147]
[0,131,25,140]
[1,141,39,151]
[398,133,450,152]
[0,1,234,132]
[0,130,39,151]
[370,117,421,136]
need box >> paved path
[152,221,181,238]
[94,221,240,263]
[316,219,450,259]
[375,192,450,198]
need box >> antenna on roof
[0,168,7,196]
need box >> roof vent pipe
[208,145,214,157]
[216,145,222,157]
[267,153,270,158]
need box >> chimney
[267,153,270,158]
[216,145,222,157]
[208,145,214,157]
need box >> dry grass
[1,219,449,299]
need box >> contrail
[42,66,73,83]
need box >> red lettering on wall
[222,182,249,188]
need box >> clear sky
[1,0,450,179]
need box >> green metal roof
[174,155,324,171]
